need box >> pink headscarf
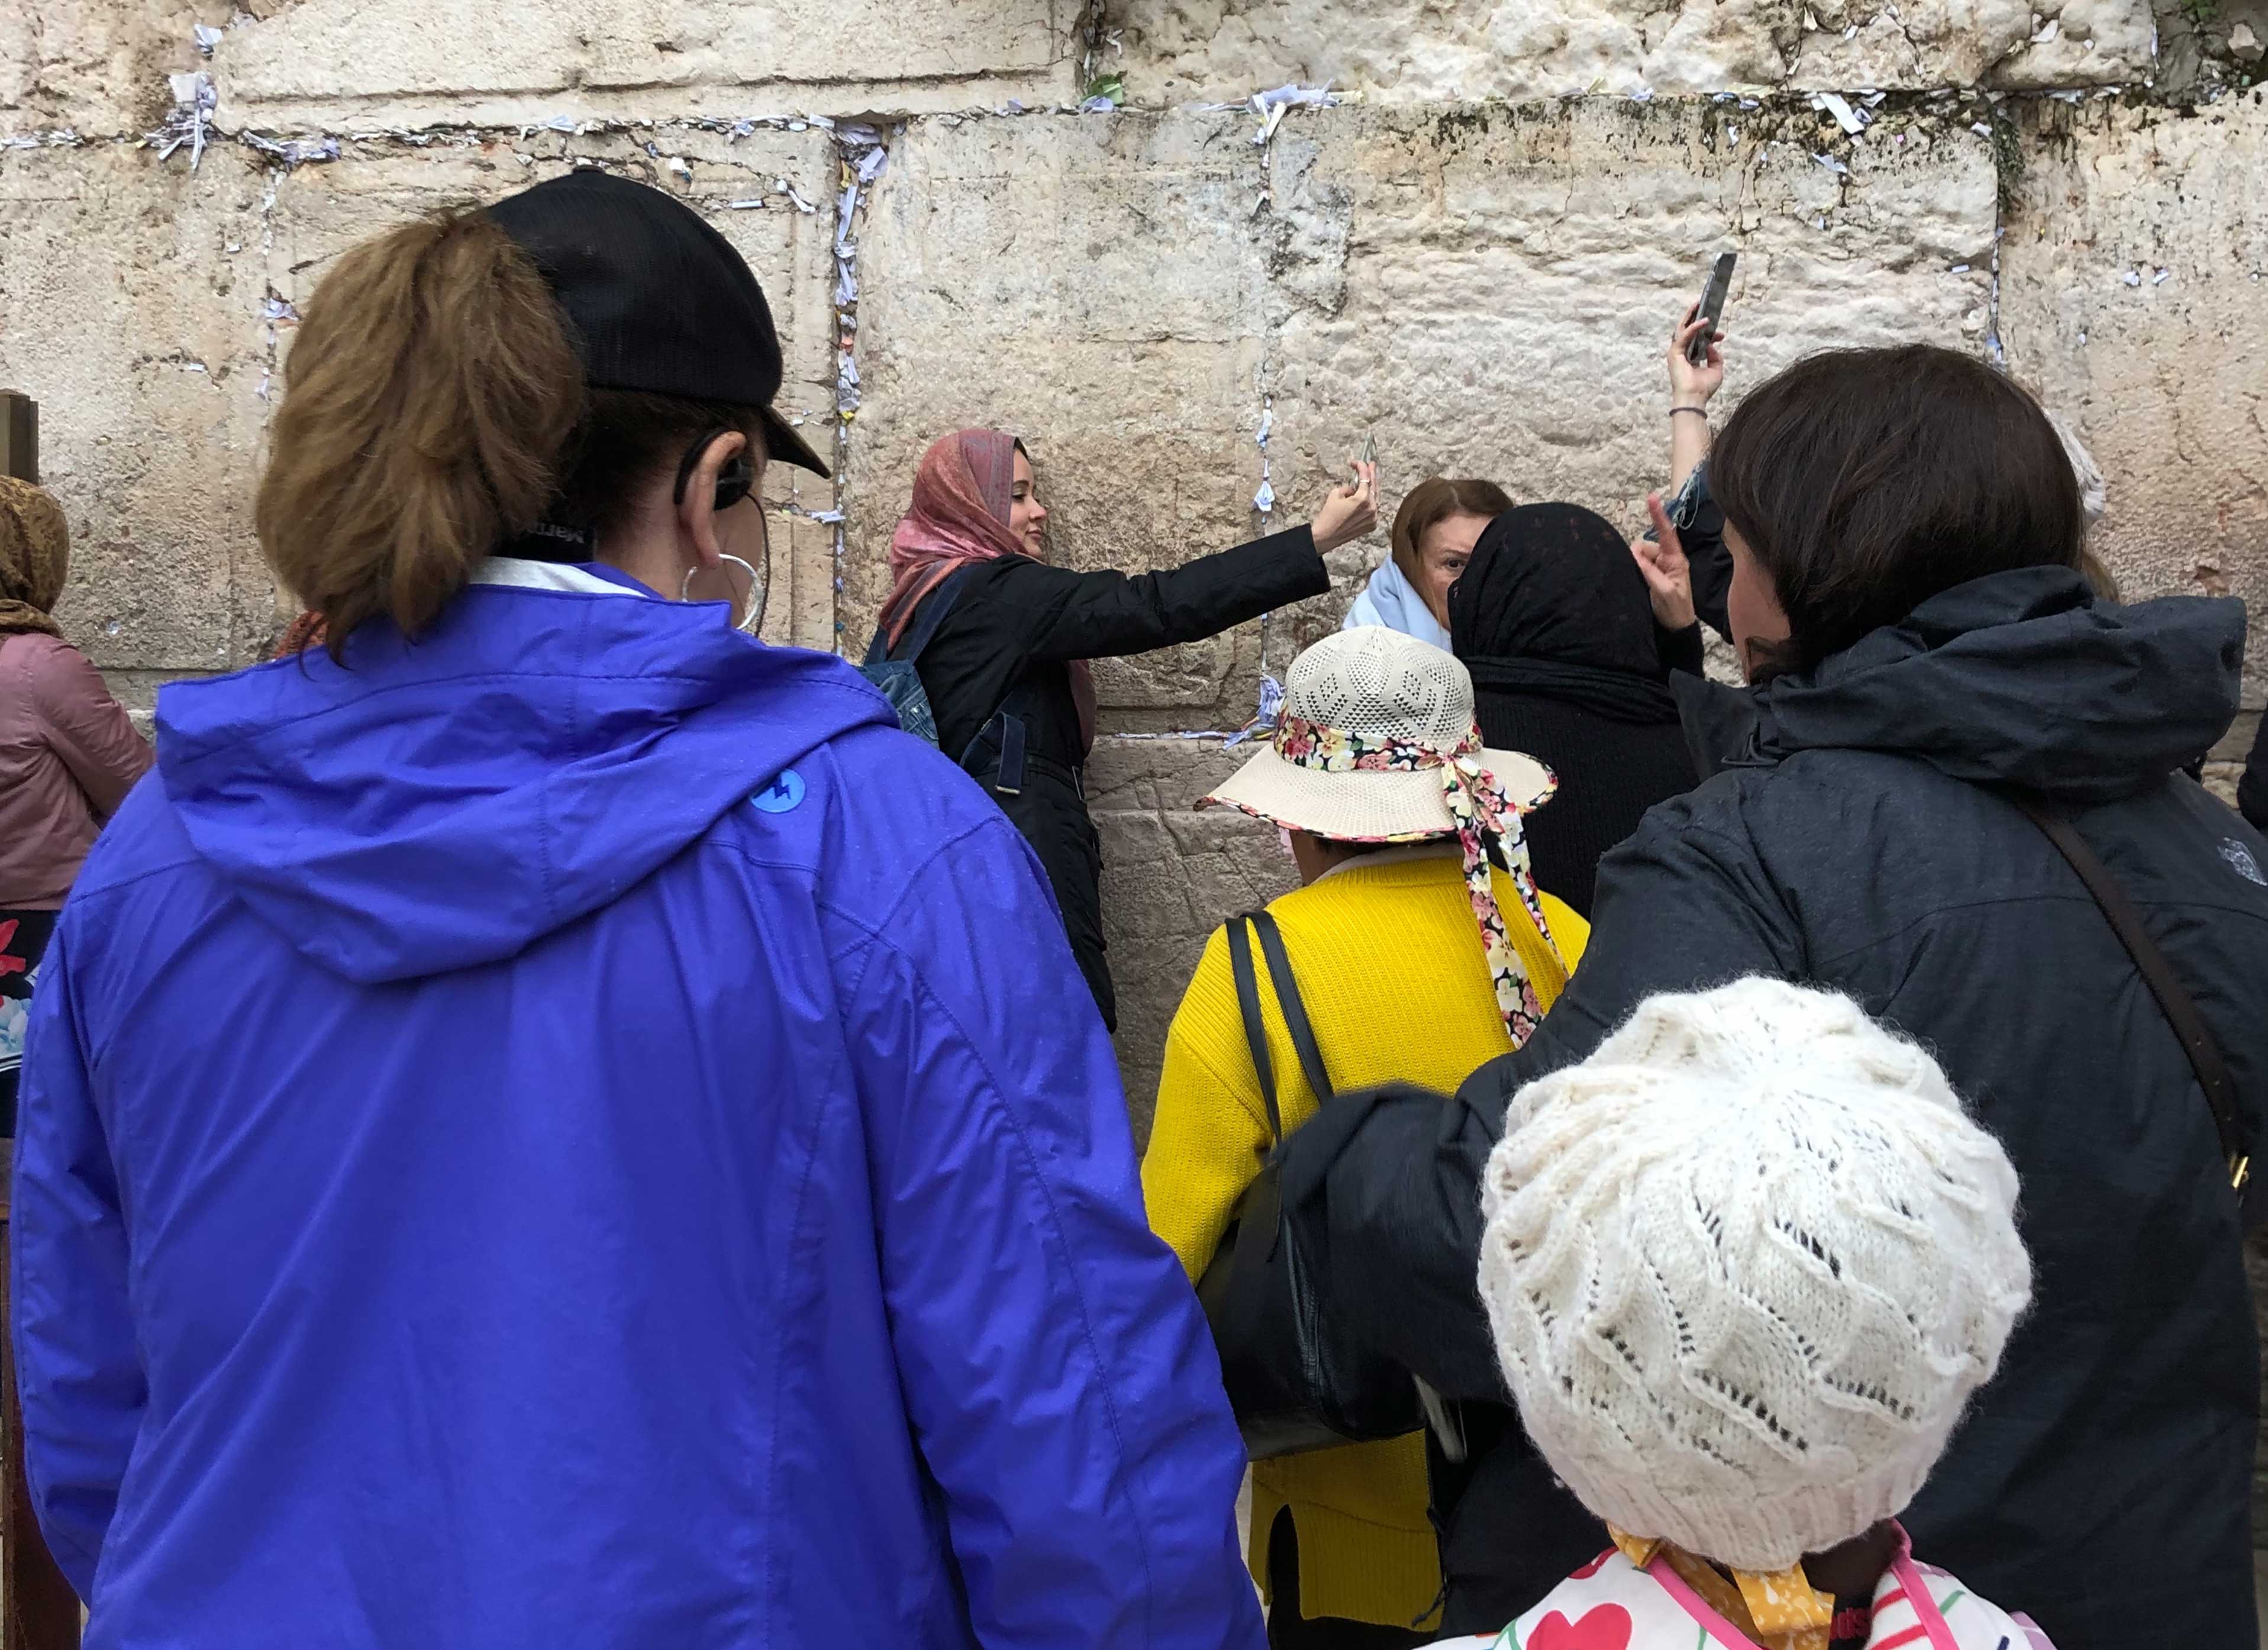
[879,429,1095,754]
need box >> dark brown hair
[1708,345,2083,673]
[1391,477,1514,582]
[259,205,767,661]
[553,390,769,543]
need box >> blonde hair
[1390,477,1513,582]
[256,208,585,658]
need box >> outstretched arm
[1000,464,1377,664]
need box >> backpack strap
[959,677,1049,797]
[863,568,970,668]
[1250,910,1334,1103]
[1225,915,1284,1149]
[991,700,1030,797]
[2005,788,2250,1195]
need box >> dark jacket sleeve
[1664,460,1733,643]
[1276,789,1804,1402]
[1685,500,1734,644]
[2241,715,2268,834]
[983,526,1328,664]
[1655,621,1705,679]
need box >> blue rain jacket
[12,563,1262,1650]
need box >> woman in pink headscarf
[870,429,1377,1031]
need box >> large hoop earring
[680,553,767,635]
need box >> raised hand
[1631,492,1696,631]
[1311,459,1380,555]
[1669,303,1726,408]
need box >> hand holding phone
[1669,259,1731,410]
[1687,251,1735,366]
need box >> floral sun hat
[1199,628,1559,1039]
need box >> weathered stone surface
[1112,0,2149,101]
[263,127,842,642]
[266,126,837,400]
[1260,99,1996,661]
[208,0,1079,132]
[0,143,269,673]
[1,0,223,138]
[849,109,1280,722]
[1089,734,1295,1136]
[2001,92,2268,703]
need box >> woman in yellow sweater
[1142,627,1589,1650]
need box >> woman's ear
[676,430,749,570]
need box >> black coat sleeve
[1655,620,1705,679]
[2241,715,2268,834]
[1685,499,1734,644]
[980,525,1328,664]
[1277,790,1804,1402]
[1666,460,1734,643]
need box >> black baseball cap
[486,168,830,479]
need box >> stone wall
[5,0,2266,1131]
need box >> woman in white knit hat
[1143,627,1590,1649]
[1431,979,2051,1650]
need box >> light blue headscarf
[1342,553,1451,652]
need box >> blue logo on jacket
[751,770,806,814]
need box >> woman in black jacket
[1448,503,1700,916]
[873,429,1377,1031]
[1276,345,2268,1650]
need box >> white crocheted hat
[1198,628,1553,841]
[1477,979,2032,1571]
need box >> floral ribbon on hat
[1273,715,1560,1043]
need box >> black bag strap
[1225,915,1284,1148]
[863,568,969,668]
[2005,789,2251,1195]
[1250,910,1334,1104]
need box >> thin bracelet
[1670,406,1710,418]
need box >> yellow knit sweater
[1141,845,1589,1630]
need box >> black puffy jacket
[1280,567,2268,1650]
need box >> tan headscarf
[0,477,68,638]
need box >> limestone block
[208,0,1077,132]
[1261,100,1996,644]
[264,127,841,640]
[1999,93,2268,703]
[1112,0,2148,102]
[0,144,269,673]
[1088,734,1295,1135]
[266,127,834,388]
[849,110,1280,721]
[1,0,223,138]
[1988,0,2160,89]
[758,514,844,654]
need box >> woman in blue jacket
[9,170,1260,1650]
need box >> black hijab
[1448,502,1681,725]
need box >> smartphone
[0,390,36,483]
[1687,252,1735,365]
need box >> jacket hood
[1344,556,1452,652]
[1751,566,2245,803]
[157,565,895,984]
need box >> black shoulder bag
[2005,790,2257,1220]
[1195,910,1424,1458]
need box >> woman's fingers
[1646,490,1680,549]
